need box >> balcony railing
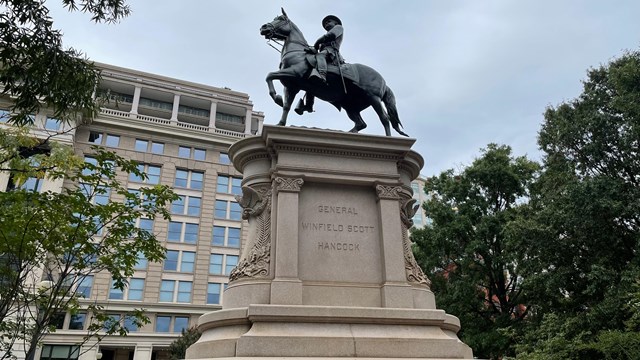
[99,108,247,138]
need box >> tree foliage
[511,49,640,360]
[0,129,177,360]
[413,49,640,360]
[0,0,130,126]
[412,144,540,359]
[169,327,201,360]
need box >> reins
[264,18,313,55]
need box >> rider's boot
[309,68,326,83]
[294,98,314,115]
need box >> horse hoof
[348,128,359,133]
[275,95,283,107]
[277,121,286,126]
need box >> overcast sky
[48,1,640,176]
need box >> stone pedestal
[186,125,473,359]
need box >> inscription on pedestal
[298,184,382,283]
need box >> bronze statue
[260,9,409,137]
[295,15,345,115]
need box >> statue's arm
[314,25,343,49]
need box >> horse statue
[260,9,409,137]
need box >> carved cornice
[274,177,304,193]
[237,153,270,169]
[273,144,401,161]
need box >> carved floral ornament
[375,184,403,200]
[274,177,304,192]
[229,184,273,282]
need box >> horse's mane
[287,19,310,46]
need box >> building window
[81,184,111,205]
[135,139,165,154]
[159,280,192,303]
[209,254,223,274]
[20,177,43,192]
[207,283,222,304]
[88,132,119,147]
[129,164,161,184]
[135,139,148,152]
[108,281,123,300]
[44,117,61,131]
[0,108,9,122]
[77,275,93,298]
[178,146,206,160]
[138,218,154,233]
[167,222,199,243]
[82,156,98,176]
[216,175,242,195]
[105,134,119,147]
[127,189,156,209]
[151,142,164,154]
[155,316,171,332]
[174,169,204,190]
[51,313,65,329]
[40,345,80,360]
[174,316,189,333]
[164,250,195,272]
[219,152,230,164]
[155,315,190,333]
[134,252,147,270]
[209,254,238,275]
[171,195,201,216]
[212,226,240,248]
[225,255,238,275]
[69,313,86,330]
[108,278,145,301]
[216,112,243,124]
[88,131,103,144]
[124,316,138,332]
[214,200,242,220]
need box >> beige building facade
[1,63,264,360]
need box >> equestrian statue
[260,9,409,137]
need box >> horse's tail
[382,85,409,137]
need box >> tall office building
[1,63,264,360]
[411,176,432,228]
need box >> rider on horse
[295,15,344,115]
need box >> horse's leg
[346,109,367,133]
[266,71,284,107]
[369,97,392,136]
[277,86,300,126]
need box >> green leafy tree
[0,0,130,126]
[512,49,640,360]
[169,327,201,360]
[412,144,540,359]
[0,129,177,360]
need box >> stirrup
[294,99,313,115]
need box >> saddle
[305,54,359,84]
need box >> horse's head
[260,8,292,41]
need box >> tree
[169,327,201,360]
[511,49,640,360]
[0,0,130,126]
[0,128,177,360]
[412,144,540,359]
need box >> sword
[337,61,347,94]
[332,46,347,94]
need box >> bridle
[263,16,312,54]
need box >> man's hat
[322,15,342,30]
